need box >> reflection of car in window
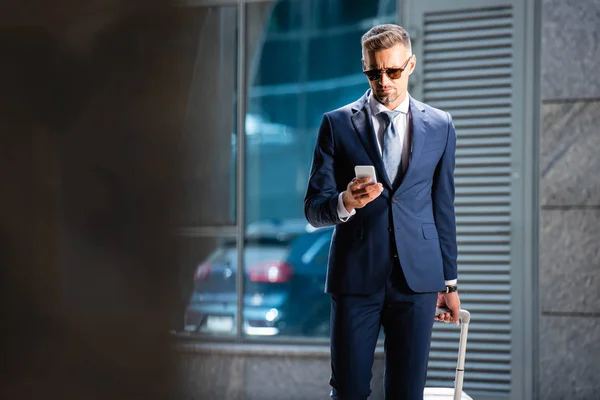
[185,219,333,337]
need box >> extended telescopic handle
[434,307,470,400]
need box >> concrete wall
[539,0,600,399]
[177,344,386,400]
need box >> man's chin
[375,93,397,105]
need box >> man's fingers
[452,308,460,326]
[351,183,382,199]
[352,185,376,196]
[350,184,371,196]
[435,312,452,323]
[366,183,383,195]
[347,180,383,209]
[352,177,373,186]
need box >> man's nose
[380,72,392,86]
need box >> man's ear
[408,55,417,75]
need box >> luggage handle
[435,307,470,400]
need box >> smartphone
[354,165,377,183]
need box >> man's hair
[361,24,412,54]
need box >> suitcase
[423,308,473,400]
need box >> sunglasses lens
[365,71,380,81]
[387,69,402,79]
[364,68,403,81]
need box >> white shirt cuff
[445,279,457,286]
[337,192,356,221]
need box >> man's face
[362,44,416,109]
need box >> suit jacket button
[388,227,392,232]
[391,198,397,203]
[393,254,398,258]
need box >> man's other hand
[435,292,461,326]
[342,177,383,212]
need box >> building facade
[176,1,600,399]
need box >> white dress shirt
[335,93,457,286]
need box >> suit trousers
[329,260,438,400]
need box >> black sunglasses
[363,56,413,81]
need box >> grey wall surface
[539,1,600,399]
[541,0,600,100]
[178,346,386,400]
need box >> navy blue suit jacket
[304,90,458,295]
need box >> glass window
[242,221,333,337]
[268,0,304,33]
[179,0,397,340]
[243,0,397,340]
[182,235,237,336]
[307,30,364,81]
[175,5,238,335]
[311,0,380,30]
[255,39,303,86]
[178,6,238,228]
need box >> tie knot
[381,110,402,124]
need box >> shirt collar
[368,91,410,116]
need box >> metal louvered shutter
[406,1,524,398]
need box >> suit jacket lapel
[397,98,427,193]
[350,92,393,189]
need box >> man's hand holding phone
[342,176,383,213]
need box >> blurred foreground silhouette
[0,1,197,398]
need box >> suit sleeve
[432,112,458,282]
[304,113,344,227]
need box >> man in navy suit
[304,24,461,400]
